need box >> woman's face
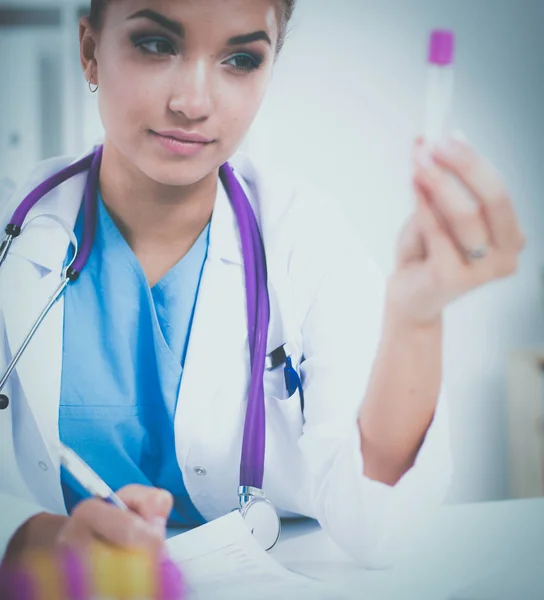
[82,0,280,186]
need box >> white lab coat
[0,148,452,567]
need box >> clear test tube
[424,30,455,152]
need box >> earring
[88,79,99,93]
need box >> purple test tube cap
[428,29,455,65]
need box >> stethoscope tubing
[0,150,271,492]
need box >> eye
[225,53,263,73]
[132,35,176,56]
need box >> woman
[0,0,524,569]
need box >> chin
[139,156,217,188]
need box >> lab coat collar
[207,155,265,267]
[215,152,279,269]
[7,152,91,274]
[208,172,244,266]
[9,149,254,272]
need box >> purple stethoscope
[0,145,291,551]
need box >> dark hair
[88,1,296,53]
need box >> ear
[79,16,99,85]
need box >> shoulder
[231,152,365,254]
[231,153,385,325]
[0,154,79,230]
[231,152,380,275]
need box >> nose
[168,57,213,121]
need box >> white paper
[166,511,345,599]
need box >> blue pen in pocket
[283,356,305,411]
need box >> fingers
[118,485,173,526]
[59,497,165,557]
[414,141,489,262]
[415,191,460,271]
[395,201,425,267]
[430,135,525,253]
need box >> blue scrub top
[59,191,209,527]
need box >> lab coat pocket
[262,359,307,515]
[263,349,303,401]
[263,355,304,437]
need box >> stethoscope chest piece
[238,486,281,551]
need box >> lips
[151,130,213,157]
[153,130,213,144]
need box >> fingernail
[415,146,434,170]
[434,130,467,158]
[156,490,173,512]
[451,129,468,142]
[159,490,172,503]
[152,517,167,537]
[142,517,166,539]
[435,136,457,157]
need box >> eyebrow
[227,31,271,47]
[128,9,184,36]
[127,9,271,46]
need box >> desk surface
[270,498,544,600]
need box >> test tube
[424,29,455,151]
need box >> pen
[58,442,129,511]
[58,444,186,599]
[283,356,305,411]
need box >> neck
[97,140,217,286]
[98,140,217,252]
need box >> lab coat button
[0,395,9,410]
[38,461,48,471]
[194,467,207,476]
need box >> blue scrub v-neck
[59,191,209,527]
